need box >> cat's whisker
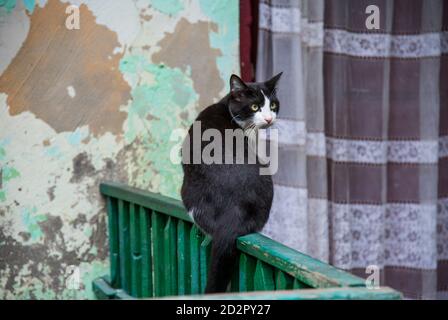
[230,115,241,124]
[244,123,259,146]
[229,110,243,125]
[243,124,253,136]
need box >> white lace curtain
[257,0,328,261]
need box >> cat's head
[228,73,282,130]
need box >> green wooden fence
[92,182,401,300]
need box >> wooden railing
[92,181,401,300]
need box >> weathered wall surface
[0,0,239,299]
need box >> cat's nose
[264,116,273,124]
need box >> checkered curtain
[256,0,448,299]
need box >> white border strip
[258,3,324,47]
[324,29,448,58]
[327,137,440,164]
[264,120,447,163]
[330,201,439,269]
[259,3,301,34]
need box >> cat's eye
[270,102,277,110]
[250,104,259,111]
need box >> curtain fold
[256,0,448,299]
[257,0,329,262]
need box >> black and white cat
[181,73,282,293]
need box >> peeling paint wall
[0,0,239,299]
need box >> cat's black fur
[181,73,282,293]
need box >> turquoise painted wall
[0,0,239,299]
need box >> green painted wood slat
[199,236,210,293]
[238,253,256,292]
[118,199,131,293]
[166,287,402,300]
[106,197,120,288]
[189,226,201,294]
[275,270,292,290]
[139,206,153,297]
[254,260,275,291]
[177,220,191,295]
[293,278,309,289]
[163,217,178,296]
[93,276,401,300]
[129,203,141,297]
[151,211,165,297]
[101,182,191,223]
[237,233,366,288]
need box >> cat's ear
[265,72,283,91]
[230,74,247,93]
